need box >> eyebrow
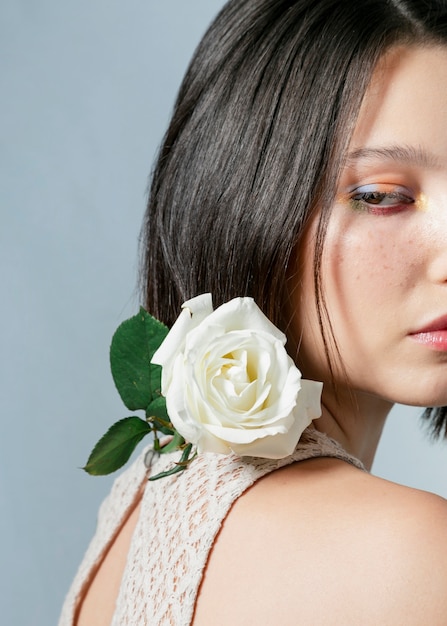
[345,144,443,169]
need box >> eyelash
[349,184,415,215]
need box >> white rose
[151,294,322,459]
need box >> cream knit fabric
[59,428,364,626]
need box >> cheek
[285,213,422,380]
[323,221,419,332]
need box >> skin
[77,45,447,625]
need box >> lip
[410,315,447,351]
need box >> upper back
[193,457,447,625]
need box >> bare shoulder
[193,458,447,625]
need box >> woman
[61,0,447,623]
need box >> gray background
[1,2,446,625]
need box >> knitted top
[59,427,364,626]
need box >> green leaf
[146,396,169,421]
[83,417,151,476]
[146,396,172,434]
[110,307,169,411]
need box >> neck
[312,387,393,471]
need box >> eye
[349,184,415,215]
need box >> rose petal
[164,354,201,443]
[204,298,286,341]
[196,428,232,455]
[295,379,324,421]
[152,293,213,390]
[204,418,293,444]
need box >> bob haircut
[140,0,447,437]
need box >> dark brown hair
[140,0,447,437]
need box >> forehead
[349,45,447,161]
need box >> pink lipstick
[410,315,447,351]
